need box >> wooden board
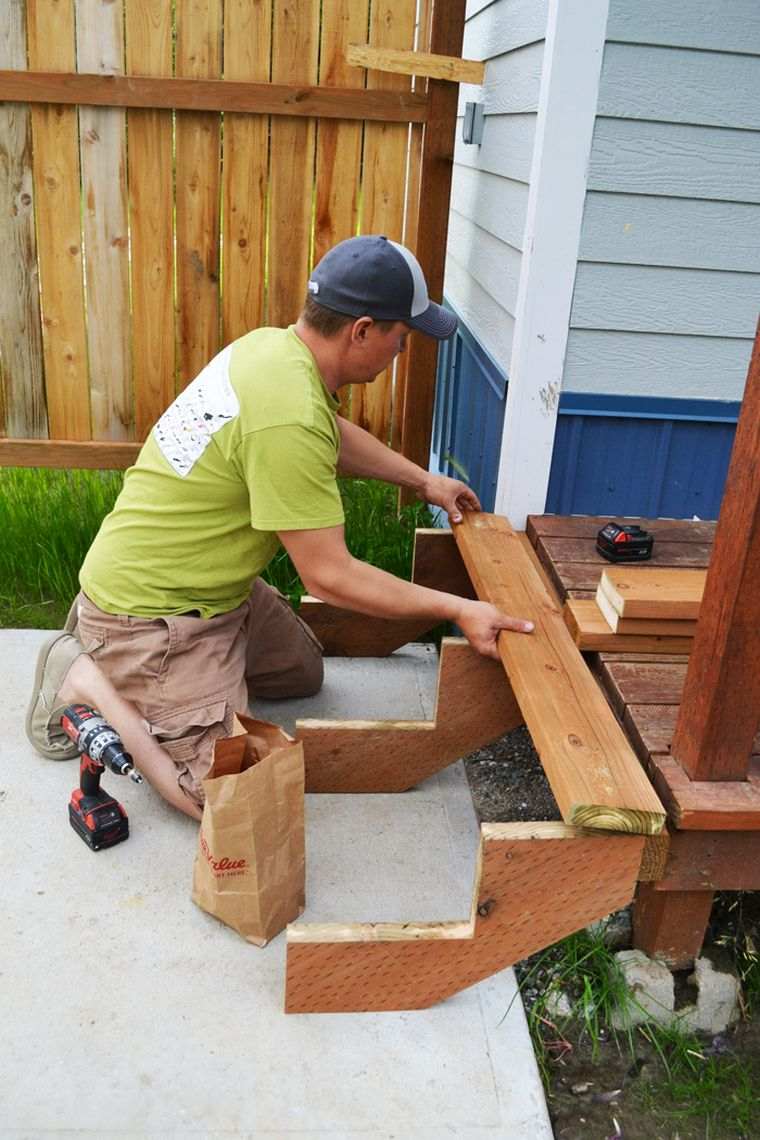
[285,823,644,1012]
[75,0,131,441]
[268,0,319,328]
[527,515,717,545]
[454,514,665,835]
[595,659,688,719]
[411,527,475,597]
[297,596,433,657]
[672,323,760,781]
[345,44,484,85]
[175,0,221,389]
[594,585,697,636]
[27,0,90,440]
[564,598,694,654]
[298,638,523,793]
[0,2,47,439]
[623,703,760,767]
[633,882,714,970]
[125,0,174,437]
[221,0,271,344]
[653,829,760,891]
[599,567,706,620]
[0,438,140,468]
[649,755,760,831]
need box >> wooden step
[453,513,666,836]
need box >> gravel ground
[464,724,561,823]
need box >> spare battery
[596,521,654,563]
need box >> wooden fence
[0,0,463,470]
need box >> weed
[0,468,436,627]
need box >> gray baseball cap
[307,234,457,340]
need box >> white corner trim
[494,0,609,529]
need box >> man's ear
[350,316,374,344]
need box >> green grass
[0,467,436,628]
[516,926,759,1137]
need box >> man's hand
[455,598,534,659]
[420,472,481,524]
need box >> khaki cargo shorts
[74,580,323,808]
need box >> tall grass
[0,468,435,628]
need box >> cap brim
[407,300,458,340]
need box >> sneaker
[25,632,85,760]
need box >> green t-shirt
[79,326,344,618]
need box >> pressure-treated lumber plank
[653,829,760,892]
[649,755,760,831]
[268,0,319,328]
[672,321,760,781]
[221,0,270,344]
[400,0,465,473]
[594,585,697,636]
[638,832,671,882]
[0,70,427,122]
[564,598,694,654]
[297,596,433,657]
[0,438,140,468]
[599,567,706,621]
[352,1,416,439]
[285,823,644,1012]
[453,513,666,835]
[0,2,46,440]
[125,0,174,437]
[27,0,90,440]
[75,0,131,441]
[633,883,714,970]
[175,0,221,389]
[313,0,368,265]
[346,43,485,85]
[298,638,523,793]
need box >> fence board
[27,0,89,440]
[353,1,416,440]
[125,0,174,438]
[221,0,271,344]
[176,0,221,388]
[268,0,320,328]
[76,0,131,441]
[0,1,46,439]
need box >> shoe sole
[25,632,79,761]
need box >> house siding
[567,0,760,401]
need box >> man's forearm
[336,415,428,494]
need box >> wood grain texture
[638,832,670,883]
[175,0,221,389]
[221,0,270,344]
[346,43,484,85]
[0,1,47,439]
[75,0,131,441]
[27,0,90,440]
[411,527,475,597]
[297,638,523,793]
[267,0,319,328]
[297,596,433,657]
[599,567,706,621]
[125,0,174,437]
[654,829,760,891]
[0,69,427,121]
[606,0,760,56]
[672,322,760,781]
[0,437,140,468]
[594,586,697,636]
[453,514,666,835]
[313,0,367,265]
[623,704,760,768]
[285,823,644,1012]
[633,882,713,969]
[400,0,464,473]
[595,660,688,719]
[650,755,760,832]
[564,598,694,655]
[352,0,416,440]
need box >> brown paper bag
[191,713,305,946]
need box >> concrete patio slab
[0,631,552,1138]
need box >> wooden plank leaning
[453,513,666,836]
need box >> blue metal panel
[430,303,507,512]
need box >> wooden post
[399,0,465,476]
[671,320,760,782]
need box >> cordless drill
[61,704,143,851]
